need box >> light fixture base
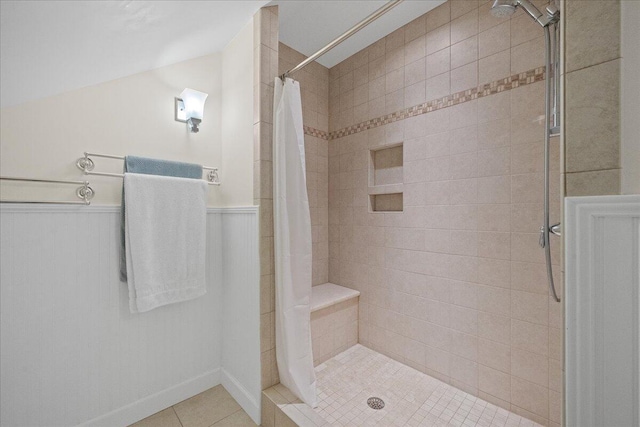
[175,97,187,122]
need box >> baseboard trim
[78,368,221,427]
[221,368,261,425]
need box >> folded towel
[124,172,208,313]
[120,156,203,281]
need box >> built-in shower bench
[261,283,360,427]
[310,283,359,366]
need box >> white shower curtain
[272,77,317,407]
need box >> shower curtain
[272,77,317,407]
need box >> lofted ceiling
[0,1,268,108]
[1,0,445,109]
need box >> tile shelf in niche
[368,183,403,195]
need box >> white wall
[621,0,640,194]
[220,19,255,207]
[0,54,224,206]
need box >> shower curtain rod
[280,0,403,79]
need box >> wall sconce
[175,88,208,133]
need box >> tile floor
[129,385,257,427]
[313,345,544,427]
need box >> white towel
[124,172,208,313]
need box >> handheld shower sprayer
[490,0,562,303]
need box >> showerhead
[490,0,559,27]
[490,0,517,18]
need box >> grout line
[206,407,246,427]
[564,168,620,175]
[171,406,185,427]
[564,56,622,76]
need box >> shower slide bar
[0,176,94,205]
[281,0,403,79]
[76,152,221,185]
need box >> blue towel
[120,156,203,282]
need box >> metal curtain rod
[281,0,403,79]
[76,152,221,185]
[0,176,94,205]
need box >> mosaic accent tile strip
[329,66,546,140]
[304,126,330,140]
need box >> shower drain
[367,397,385,410]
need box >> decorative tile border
[303,125,329,140]
[329,66,546,140]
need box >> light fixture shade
[179,88,208,120]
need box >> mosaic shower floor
[313,344,543,427]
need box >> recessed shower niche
[368,143,403,212]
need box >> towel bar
[76,152,221,185]
[0,176,94,205]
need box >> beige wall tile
[478,312,510,345]
[451,0,479,20]
[479,338,511,374]
[450,354,479,388]
[565,0,621,73]
[404,57,426,86]
[477,257,511,288]
[405,14,427,42]
[478,91,510,123]
[451,36,478,69]
[477,204,510,232]
[450,62,478,93]
[477,175,511,204]
[510,11,542,47]
[511,348,549,387]
[477,147,510,177]
[565,168,621,196]
[511,290,548,326]
[427,2,451,32]
[426,71,451,100]
[426,47,451,79]
[405,35,426,65]
[451,8,479,45]
[565,59,621,173]
[448,204,478,230]
[511,36,545,75]
[511,319,549,356]
[479,49,510,84]
[510,376,549,419]
[426,24,451,55]
[478,21,510,59]
[478,118,510,150]
[479,364,511,402]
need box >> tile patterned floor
[314,345,544,427]
[129,385,257,427]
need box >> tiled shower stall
[260,0,624,425]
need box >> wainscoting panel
[565,195,640,427]
[0,205,259,427]
[219,207,261,424]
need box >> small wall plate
[175,97,187,122]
